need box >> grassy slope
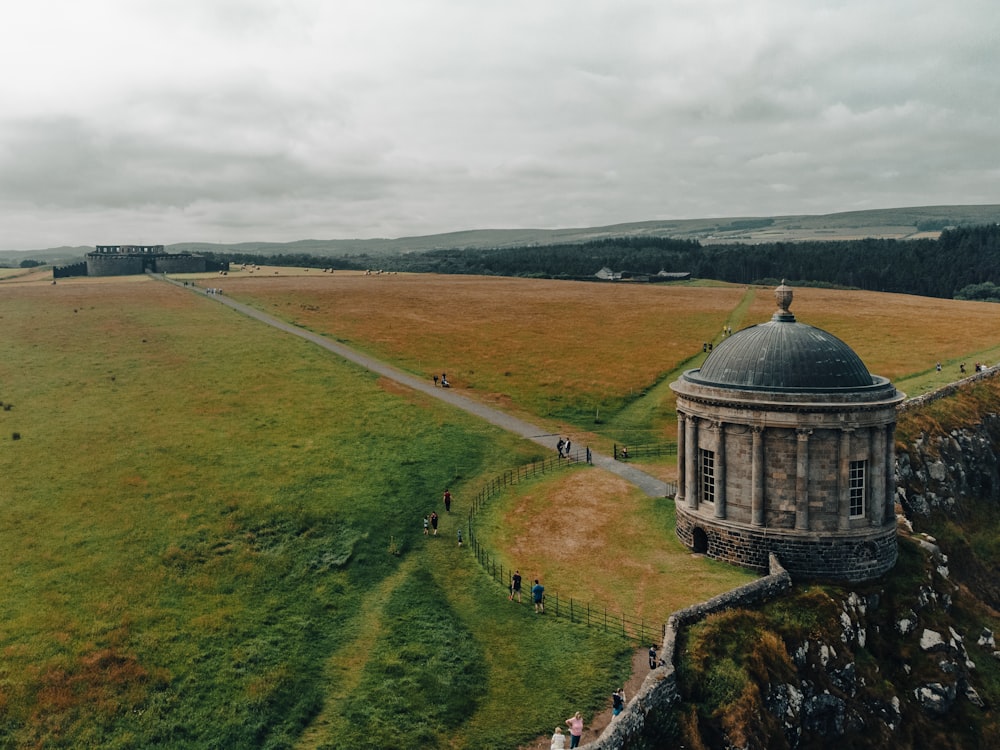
[472,468,754,620]
[0,278,600,748]
[4,272,1000,748]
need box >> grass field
[211,272,745,446]
[213,270,1000,443]
[472,467,753,619]
[3,269,1000,748]
[0,274,748,749]
[0,277,583,748]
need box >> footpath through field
[164,274,669,499]
[162,275,675,748]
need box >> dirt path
[517,647,653,749]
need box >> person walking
[550,726,567,750]
[611,687,626,717]
[443,489,452,513]
[532,579,545,613]
[565,712,584,748]
[456,528,463,546]
[509,569,522,602]
[423,515,429,535]
[430,511,439,536]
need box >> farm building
[670,282,904,582]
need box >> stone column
[751,425,765,527]
[676,412,686,505]
[714,421,727,519]
[795,428,812,530]
[685,416,699,510]
[870,425,885,526]
[838,428,853,530]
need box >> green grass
[0,280,624,748]
[330,563,488,748]
[894,343,1000,399]
[211,275,748,444]
[9,273,999,748]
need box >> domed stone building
[669,283,904,582]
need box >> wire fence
[466,447,663,644]
[613,442,677,461]
[467,448,588,514]
[469,537,661,644]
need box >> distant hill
[166,204,1000,257]
[0,245,92,266]
[3,204,999,264]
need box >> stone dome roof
[683,283,879,392]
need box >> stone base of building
[675,504,897,583]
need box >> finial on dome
[773,280,795,322]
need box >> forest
[203,223,1000,301]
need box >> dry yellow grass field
[212,270,1000,438]
[485,468,750,617]
[221,272,739,391]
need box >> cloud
[0,0,998,250]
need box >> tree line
[202,224,1000,301]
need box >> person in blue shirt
[532,579,545,613]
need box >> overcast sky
[1,0,997,251]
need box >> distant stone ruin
[52,245,228,278]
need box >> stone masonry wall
[675,510,897,582]
[579,555,792,750]
[155,255,207,274]
[87,254,146,276]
